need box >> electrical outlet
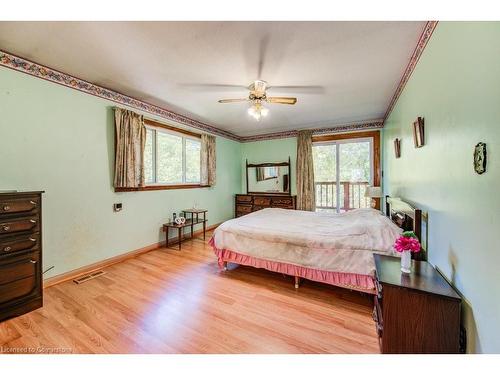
[113,203,123,212]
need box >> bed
[209,202,416,294]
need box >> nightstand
[373,254,462,353]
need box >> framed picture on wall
[394,138,401,158]
[474,142,487,174]
[413,117,425,148]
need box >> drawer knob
[3,246,12,252]
[29,259,37,264]
[29,237,37,242]
[3,205,10,211]
[2,225,10,231]
[30,200,37,206]
[30,219,37,224]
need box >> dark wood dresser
[373,254,462,353]
[0,191,44,322]
[235,194,296,217]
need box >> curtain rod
[112,106,205,138]
[112,105,181,125]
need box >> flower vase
[400,250,411,274]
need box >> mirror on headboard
[385,196,427,261]
[246,158,291,195]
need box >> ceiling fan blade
[268,85,325,94]
[218,98,249,103]
[180,83,248,92]
[257,35,270,79]
[267,97,297,105]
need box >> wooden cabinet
[0,191,44,322]
[373,254,462,353]
[235,194,296,217]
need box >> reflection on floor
[0,231,379,353]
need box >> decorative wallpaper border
[383,21,438,122]
[0,50,241,141]
[240,121,384,143]
[0,22,436,142]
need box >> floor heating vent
[73,270,106,284]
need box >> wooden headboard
[385,195,426,261]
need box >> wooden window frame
[312,130,381,209]
[115,119,206,192]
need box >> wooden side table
[163,220,190,251]
[182,209,208,240]
[373,254,462,353]
[162,209,208,250]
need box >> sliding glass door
[313,138,373,213]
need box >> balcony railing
[315,181,370,211]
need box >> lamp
[364,186,382,208]
[247,101,269,121]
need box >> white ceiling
[0,21,425,137]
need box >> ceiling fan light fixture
[248,102,268,121]
[218,80,296,120]
[251,79,268,93]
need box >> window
[144,124,201,186]
[312,131,380,212]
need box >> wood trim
[44,242,162,288]
[43,223,221,288]
[313,130,381,209]
[312,130,380,143]
[144,118,201,139]
[115,184,208,192]
[246,159,249,194]
[247,161,290,168]
[116,119,205,192]
[246,156,292,196]
[247,192,291,196]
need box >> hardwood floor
[0,232,379,354]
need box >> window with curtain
[144,125,201,185]
[311,130,380,212]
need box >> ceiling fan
[218,80,297,121]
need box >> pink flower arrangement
[394,231,421,253]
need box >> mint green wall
[0,67,242,278]
[241,138,297,194]
[383,22,500,353]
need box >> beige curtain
[113,108,146,188]
[200,134,216,186]
[296,130,316,211]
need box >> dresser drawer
[0,192,43,323]
[0,216,39,236]
[0,232,40,256]
[236,195,253,203]
[271,197,294,207]
[253,197,271,206]
[253,206,267,212]
[0,276,38,305]
[236,205,252,213]
[0,252,39,285]
[0,252,41,307]
[0,197,39,216]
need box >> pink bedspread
[210,238,377,293]
[209,208,402,294]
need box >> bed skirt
[209,238,376,294]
